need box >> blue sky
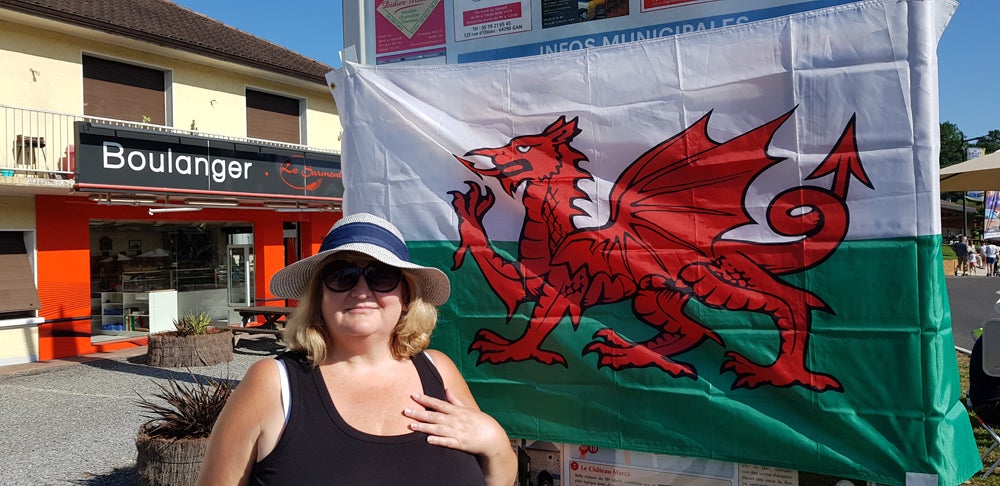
[173,0,997,139]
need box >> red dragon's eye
[517,145,530,153]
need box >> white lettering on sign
[102,142,254,183]
[538,16,750,55]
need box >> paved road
[946,275,1000,351]
[0,335,282,485]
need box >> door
[227,244,254,306]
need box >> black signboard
[75,121,343,200]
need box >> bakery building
[0,0,343,365]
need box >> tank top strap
[412,351,447,400]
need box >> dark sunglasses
[320,262,403,293]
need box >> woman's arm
[197,358,285,486]
[407,349,518,486]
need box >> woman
[198,213,517,485]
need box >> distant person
[970,336,1000,424]
[952,236,969,276]
[986,241,1000,277]
[970,241,982,274]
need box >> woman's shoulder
[242,356,283,383]
[275,349,310,366]
[226,358,284,412]
[422,349,457,368]
[422,350,463,384]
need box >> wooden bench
[219,307,295,348]
[219,325,284,347]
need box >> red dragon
[449,109,871,392]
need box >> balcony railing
[0,104,338,181]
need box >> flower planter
[135,423,209,486]
[943,259,958,276]
[146,329,232,367]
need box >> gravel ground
[0,335,283,485]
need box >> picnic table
[226,306,295,346]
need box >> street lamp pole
[961,135,988,237]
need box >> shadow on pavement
[234,335,286,356]
[71,466,138,485]
[73,335,284,386]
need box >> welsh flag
[328,0,979,483]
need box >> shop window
[83,55,167,125]
[0,232,41,318]
[246,89,301,144]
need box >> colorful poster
[454,0,531,41]
[984,191,1000,240]
[330,1,979,483]
[374,0,446,55]
[348,0,863,66]
[566,444,734,486]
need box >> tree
[940,121,966,167]
[974,129,1000,155]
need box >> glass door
[227,244,254,306]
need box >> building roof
[0,0,334,84]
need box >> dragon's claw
[472,329,510,346]
[722,351,844,392]
[450,182,497,270]
[583,329,696,378]
[591,328,631,347]
[469,329,568,367]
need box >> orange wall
[34,194,339,360]
[36,196,93,359]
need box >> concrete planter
[943,259,958,276]
[135,424,209,486]
[146,329,232,367]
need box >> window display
[89,220,253,338]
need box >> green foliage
[943,244,957,261]
[173,311,213,336]
[135,374,234,439]
[941,121,967,168]
[974,130,1000,156]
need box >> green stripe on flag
[407,235,978,483]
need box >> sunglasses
[320,261,403,293]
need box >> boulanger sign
[75,122,343,200]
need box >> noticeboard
[343,0,859,66]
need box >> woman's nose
[348,274,372,296]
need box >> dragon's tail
[713,185,849,275]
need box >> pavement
[0,334,284,485]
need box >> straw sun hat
[269,213,451,306]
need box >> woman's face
[318,256,407,343]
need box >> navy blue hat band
[321,221,410,261]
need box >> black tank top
[250,351,486,485]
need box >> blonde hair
[282,256,438,366]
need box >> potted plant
[135,375,233,486]
[146,311,232,367]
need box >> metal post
[964,195,968,237]
[961,136,988,238]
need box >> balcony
[0,104,338,195]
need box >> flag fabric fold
[329,0,979,483]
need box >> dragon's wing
[609,110,794,253]
[554,110,795,278]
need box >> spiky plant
[136,374,234,439]
[173,311,213,336]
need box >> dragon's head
[455,116,586,196]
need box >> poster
[346,0,861,66]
